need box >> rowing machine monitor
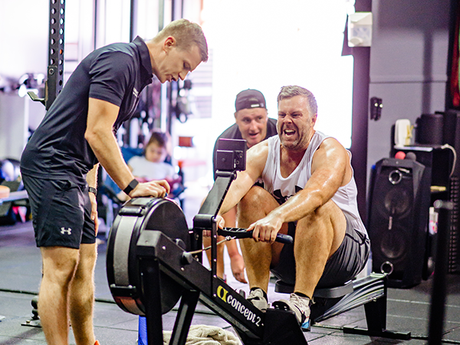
[216,138,246,173]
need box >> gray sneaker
[273,293,311,327]
[247,288,268,312]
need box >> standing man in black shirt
[205,89,277,283]
[20,19,208,345]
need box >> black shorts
[271,212,370,288]
[22,174,96,249]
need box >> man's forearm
[86,164,99,188]
[86,98,136,192]
[218,171,254,216]
[269,190,323,225]
[86,129,134,192]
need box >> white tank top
[261,132,368,236]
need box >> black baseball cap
[235,89,266,112]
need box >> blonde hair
[155,19,208,62]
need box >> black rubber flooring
[1,220,460,344]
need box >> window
[202,0,355,148]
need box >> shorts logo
[60,227,72,235]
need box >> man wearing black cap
[212,89,277,178]
[206,89,277,284]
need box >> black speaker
[444,110,460,273]
[444,109,460,176]
[368,158,431,288]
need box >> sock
[294,291,310,299]
[251,287,267,300]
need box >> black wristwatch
[123,179,139,195]
[88,187,97,196]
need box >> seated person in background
[205,89,277,283]
[118,131,181,200]
[216,85,370,328]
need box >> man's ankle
[250,287,267,300]
[294,291,310,299]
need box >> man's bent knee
[297,200,346,248]
[238,186,276,213]
[239,186,265,205]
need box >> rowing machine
[106,139,308,344]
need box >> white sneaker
[247,288,268,312]
[273,293,311,327]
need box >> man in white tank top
[217,85,370,329]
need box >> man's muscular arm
[85,98,169,198]
[250,138,351,242]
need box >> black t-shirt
[20,37,153,181]
[212,117,277,180]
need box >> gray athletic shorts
[271,211,370,288]
[22,174,96,249]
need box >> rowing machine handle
[218,227,293,244]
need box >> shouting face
[277,95,317,151]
